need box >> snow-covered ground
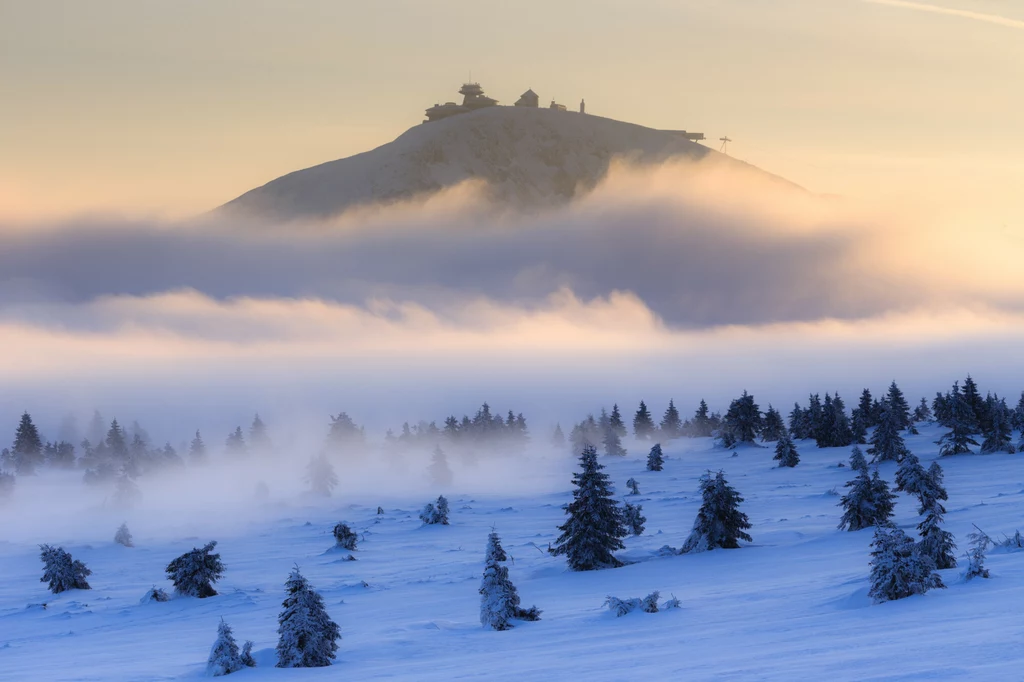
[2,424,1023,681]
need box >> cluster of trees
[933,377,1024,456]
[565,399,723,457]
[384,403,530,454]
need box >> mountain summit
[218,106,721,220]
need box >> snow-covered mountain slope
[3,424,1024,680]
[219,107,734,220]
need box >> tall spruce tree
[856,389,876,429]
[804,394,824,443]
[551,424,565,449]
[886,381,912,431]
[646,443,664,471]
[980,395,1015,454]
[602,421,627,457]
[916,463,956,570]
[773,432,799,468]
[894,451,929,496]
[817,393,854,448]
[608,404,627,438]
[633,402,656,441]
[551,445,627,570]
[429,445,454,486]
[720,391,762,447]
[479,531,540,630]
[276,567,340,668]
[849,446,869,474]
[788,403,807,439]
[12,412,43,475]
[681,470,752,552]
[692,400,713,437]
[660,400,682,439]
[868,399,911,463]
[913,397,933,423]
[961,375,986,432]
[938,382,980,456]
[189,430,207,465]
[761,405,786,442]
[249,413,272,455]
[306,454,339,497]
[868,525,944,603]
[224,427,247,458]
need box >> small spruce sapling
[207,618,245,676]
[419,495,450,525]
[868,525,944,603]
[240,641,256,668]
[276,567,340,668]
[39,544,92,593]
[479,531,541,630]
[626,477,640,495]
[166,541,223,598]
[332,522,358,550]
[646,443,664,471]
[114,522,134,547]
[963,529,991,580]
[773,432,799,468]
[623,501,646,536]
[681,470,752,553]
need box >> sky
[0,0,1022,444]
[0,0,1021,220]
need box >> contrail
[863,0,1024,29]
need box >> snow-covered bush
[551,445,626,570]
[662,594,682,610]
[681,470,751,553]
[114,522,133,548]
[838,468,894,531]
[626,477,640,495]
[419,495,450,525]
[479,531,541,630]
[207,619,244,677]
[39,544,92,593]
[622,501,646,536]
[276,567,340,668]
[332,522,358,550]
[646,443,664,471]
[166,541,223,598]
[868,525,944,603]
[140,586,170,603]
[240,641,256,668]
[604,591,660,616]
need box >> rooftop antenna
[719,136,732,154]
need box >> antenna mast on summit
[719,136,732,154]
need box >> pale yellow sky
[1,0,1021,221]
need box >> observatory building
[424,83,499,123]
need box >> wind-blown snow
[2,424,1023,680]
[218,107,754,220]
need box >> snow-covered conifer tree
[551,424,565,449]
[166,541,223,598]
[894,451,928,496]
[646,443,664,471]
[849,445,869,474]
[868,525,944,603]
[868,399,910,463]
[626,477,640,495]
[429,445,454,486]
[419,495,450,525]
[207,619,244,676]
[761,404,786,442]
[12,412,43,475]
[113,467,141,508]
[692,400,713,437]
[114,522,133,548]
[39,544,91,593]
[249,413,273,456]
[660,400,682,439]
[917,498,956,570]
[938,382,980,456]
[305,454,338,497]
[623,501,646,536]
[913,397,933,423]
[240,641,256,668]
[633,401,655,440]
[332,522,357,550]
[963,530,990,580]
[189,430,207,465]
[608,404,627,438]
[479,531,540,630]
[551,445,626,570]
[276,567,340,668]
[980,395,1015,454]
[682,470,752,553]
[788,403,806,440]
[602,423,627,457]
[838,468,894,531]
[224,427,247,458]
[886,381,913,431]
[720,392,763,446]
[773,432,799,468]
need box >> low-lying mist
[0,156,1022,536]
